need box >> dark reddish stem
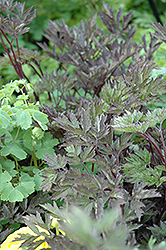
[93,71,107,97]
[95,148,103,158]
[16,37,24,78]
[48,92,52,102]
[159,121,166,168]
[80,161,93,178]
[149,141,155,162]
[0,31,28,94]
[32,60,44,76]
[78,52,84,62]
[0,30,22,78]
[56,93,63,107]
[138,131,165,164]
[157,200,166,224]
[1,222,13,233]
[0,33,20,76]
[29,63,43,78]
[91,163,94,172]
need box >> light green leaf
[16,185,30,198]
[19,173,35,196]
[16,110,32,129]
[0,182,15,201]
[0,159,15,171]
[66,144,75,154]
[0,170,12,183]
[43,133,59,148]
[0,172,35,202]
[33,171,44,191]
[69,112,80,128]
[23,130,33,151]
[36,147,55,160]
[32,111,48,130]
[7,188,25,202]
[0,110,12,128]
[1,142,27,160]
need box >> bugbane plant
[1,0,166,249]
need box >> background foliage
[1,0,166,86]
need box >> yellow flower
[0,226,51,250]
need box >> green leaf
[40,201,63,219]
[32,111,48,130]
[16,110,32,129]
[0,171,12,196]
[0,159,15,171]
[6,187,25,202]
[0,171,12,182]
[36,147,55,160]
[69,112,80,129]
[112,108,166,133]
[66,145,81,156]
[43,135,59,148]
[0,110,12,128]
[0,182,16,201]
[52,186,71,200]
[16,185,30,198]
[33,170,44,191]
[23,130,33,151]
[1,142,27,160]
[0,171,36,202]
[18,173,35,197]
[122,149,165,186]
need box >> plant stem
[0,33,20,76]
[80,161,93,177]
[157,199,166,224]
[48,92,52,102]
[33,60,44,76]
[32,139,38,168]
[95,147,103,158]
[78,52,84,62]
[0,30,22,78]
[159,121,166,168]
[138,131,165,164]
[12,126,20,143]
[12,155,19,175]
[29,63,42,78]
[16,37,24,78]
[92,162,94,172]
[93,71,107,97]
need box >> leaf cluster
[0,79,60,202]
